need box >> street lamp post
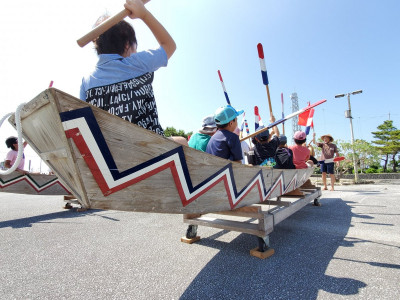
[335,90,362,183]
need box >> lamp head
[351,90,363,95]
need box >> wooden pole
[257,43,273,119]
[281,93,285,135]
[266,85,273,118]
[77,0,151,48]
[240,99,326,142]
[77,9,131,47]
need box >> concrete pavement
[1,183,399,299]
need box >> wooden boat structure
[6,88,323,256]
[0,171,70,196]
[6,88,318,213]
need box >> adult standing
[313,133,339,191]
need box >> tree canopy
[163,127,193,139]
[371,120,400,172]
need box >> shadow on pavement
[0,209,118,229]
[180,197,367,299]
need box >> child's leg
[322,172,328,189]
[326,163,335,190]
[321,162,328,189]
[329,174,335,190]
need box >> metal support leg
[186,225,198,239]
[257,236,270,252]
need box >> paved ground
[1,182,399,299]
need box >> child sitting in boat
[206,105,244,163]
[4,137,28,174]
[288,131,314,169]
[79,0,176,137]
[188,115,217,152]
[273,135,296,169]
[251,115,280,166]
[234,127,250,164]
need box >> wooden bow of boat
[7,88,314,214]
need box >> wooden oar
[257,43,273,118]
[217,70,231,105]
[240,99,326,142]
[281,92,285,135]
[254,106,263,131]
[77,0,151,47]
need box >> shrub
[365,168,377,174]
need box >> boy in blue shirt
[206,105,244,163]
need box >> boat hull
[9,89,314,214]
[0,172,70,196]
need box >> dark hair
[216,123,229,129]
[216,117,236,129]
[6,136,17,150]
[94,18,137,56]
[294,138,306,145]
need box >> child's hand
[270,115,275,123]
[125,0,148,20]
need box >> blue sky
[0,0,399,170]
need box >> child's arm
[269,115,279,137]
[124,0,176,59]
[311,132,318,145]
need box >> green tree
[163,126,193,139]
[371,120,400,172]
[337,139,380,173]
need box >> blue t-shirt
[80,47,168,135]
[206,130,243,161]
[188,132,211,152]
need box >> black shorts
[320,162,334,174]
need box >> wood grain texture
[10,88,314,213]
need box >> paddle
[254,106,263,131]
[77,0,151,47]
[217,70,231,105]
[257,43,273,118]
[240,99,326,142]
[281,93,285,135]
